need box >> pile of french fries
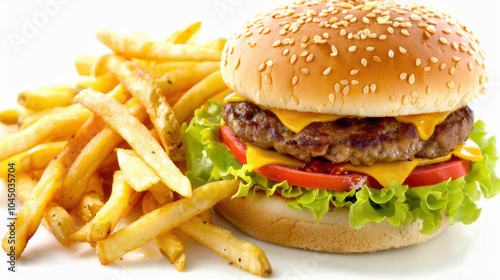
[0,23,272,277]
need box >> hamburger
[182,0,499,253]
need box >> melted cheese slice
[224,93,450,139]
[395,111,451,140]
[245,142,305,171]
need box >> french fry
[173,71,228,123]
[166,22,202,44]
[0,108,26,125]
[140,61,220,76]
[76,73,119,93]
[16,172,38,201]
[177,217,273,277]
[156,62,221,94]
[17,85,76,111]
[200,38,227,51]
[71,171,134,242]
[95,180,239,265]
[73,172,105,223]
[96,28,222,61]
[97,54,182,155]
[0,106,91,162]
[197,209,213,224]
[75,55,98,76]
[43,202,77,247]
[58,85,137,210]
[19,104,81,130]
[74,89,192,197]
[1,114,106,259]
[205,88,232,105]
[142,192,185,272]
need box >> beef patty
[223,101,474,166]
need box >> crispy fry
[75,55,98,76]
[156,62,221,94]
[0,108,26,125]
[43,202,77,247]
[142,192,185,271]
[19,104,81,130]
[76,73,119,93]
[139,61,220,76]
[95,180,239,265]
[166,22,202,44]
[16,172,38,201]
[72,171,134,242]
[98,54,182,154]
[197,209,213,224]
[200,38,227,51]
[17,85,76,111]
[173,71,228,123]
[96,28,221,61]
[177,217,273,277]
[73,172,105,222]
[0,106,91,162]
[1,114,106,259]
[74,89,192,197]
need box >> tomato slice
[220,124,472,191]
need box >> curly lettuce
[182,102,500,234]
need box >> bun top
[221,0,488,117]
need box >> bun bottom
[214,193,447,253]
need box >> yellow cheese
[224,93,342,133]
[339,159,422,188]
[452,138,483,162]
[245,142,305,171]
[395,111,451,141]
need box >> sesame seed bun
[215,193,448,253]
[221,0,488,117]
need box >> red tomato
[220,125,472,191]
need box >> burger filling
[223,98,474,166]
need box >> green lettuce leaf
[182,102,500,234]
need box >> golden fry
[74,90,192,197]
[17,85,76,111]
[0,108,26,125]
[142,192,185,272]
[43,202,77,247]
[73,172,105,222]
[0,106,91,162]
[140,61,219,76]
[19,104,80,130]
[75,55,98,76]
[96,28,221,61]
[95,180,239,265]
[173,71,228,123]
[1,114,106,259]
[76,73,119,93]
[156,62,220,94]
[72,171,134,242]
[166,22,202,44]
[200,38,227,51]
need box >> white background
[1,0,499,279]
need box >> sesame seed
[343,85,350,95]
[388,50,394,58]
[264,75,272,84]
[366,46,375,51]
[234,58,241,69]
[301,68,309,74]
[259,63,266,71]
[283,49,290,56]
[427,19,437,25]
[363,17,370,24]
[323,33,330,39]
[248,42,256,47]
[439,37,449,45]
[452,42,459,51]
[352,80,359,85]
[411,98,418,105]
[323,67,332,75]
[335,83,341,93]
[443,28,452,34]
[329,93,335,102]
[361,58,368,66]
[331,45,338,56]
[340,29,347,36]
[379,35,387,40]
[301,43,308,48]
[447,82,455,88]
[402,95,409,105]
[340,80,349,85]
[424,31,431,39]
[400,73,407,80]
[363,85,369,94]
[230,46,234,54]
[300,51,308,57]
[390,96,396,102]
[430,57,438,63]
[292,76,299,85]
[423,67,431,72]
[244,31,253,37]
[373,56,381,62]
[306,53,314,62]
[426,26,436,34]
[411,91,418,97]
[345,14,354,21]
[350,69,359,75]
[468,62,474,71]
[370,84,377,93]
[349,46,357,52]
[399,47,407,54]
[449,67,456,75]
[301,36,309,43]
[266,60,274,67]
[341,2,353,9]
[415,58,421,66]
[401,29,410,36]
[272,40,281,47]
[290,54,297,64]
[291,27,299,33]
[440,63,446,70]
[280,97,286,104]
[388,27,394,34]
[409,74,415,84]
[452,56,461,62]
